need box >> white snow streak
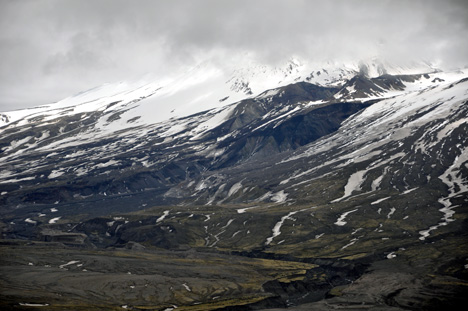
[227,182,242,197]
[387,208,396,219]
[419,147,468,240]
[265,208,309,245]
[25,218,37,225]
[236,206,259,214]
[19,303,49,307]
[271,190,288,203]
[387,252,397,259]
[371,197,391,205]
[59,260,80,269]
[156,210,170,223]
[49,217,61,224]
[331,170,367,202]
[334,209,358,226]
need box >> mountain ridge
[1,59,467,311]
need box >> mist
[1,0,467,111]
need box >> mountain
[1,59,467,311]
[0,58,436,210]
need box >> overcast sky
[1,0,467,111]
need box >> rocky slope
[0,60,467,310]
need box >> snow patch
[387,252,397,259]
[371,197,391,205]
[156,210,170,223]
[419,147,468,240]
[95,159,120,169]
[221,219,234,229]
[265,208,309,245]
[401,187,418,195]
[59,260,80,269]
[335,209,358,226]
[49,217,61,224]
[387,208,396,219]
[237,206,259,214]
[19,303,49,307]
[315,233,325,239]
[271,190,288,203]
[227,182,242,197]
[25,218,37,225]
[341,238,358,250]
[331,170,367,202]
[48,170,65,179]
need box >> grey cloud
[43,32,113,75]
[1,0,467,111]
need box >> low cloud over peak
[1,0,467,111]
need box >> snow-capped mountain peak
[1,56,468,311]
